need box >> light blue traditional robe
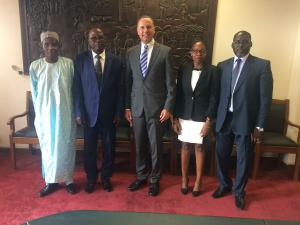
[29,56,76,184]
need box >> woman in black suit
[173,41,219,196]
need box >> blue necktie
[140,44,148,77]
[231,58,241,92]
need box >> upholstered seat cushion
[263,132,298,147]
[116,126,131,140]
[76,126,84,139]
[14,127,37,137]
[14,125,130,140]
[162,129,175,141]
[75,126,130,140]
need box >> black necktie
[231,58,241,92]
[95,55,103,85]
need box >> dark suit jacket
[74,50,123,127]
[125,42,176,118]
[174,62,219,122]
[216,54,273,135]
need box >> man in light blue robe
[29,31,76,197]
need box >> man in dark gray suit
[212,31,273,209]
[125,16,176,196]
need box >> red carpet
[1,150,300,225]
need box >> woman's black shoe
[181,187,189,195]
[192,190,201,197]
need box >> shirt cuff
[256,127,264,132]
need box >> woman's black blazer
[174,62,219,122]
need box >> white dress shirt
[92,49,105,73]
[191,70,202,91]
[140,39,155,67]
[229,54,249,112]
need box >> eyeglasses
[191,49,206,54]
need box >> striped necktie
[140,44,148,77]
[231,58,241,92]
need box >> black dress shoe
[181,187,188,195]
[235,195,246,210]
[128,179,147,192]
[148,183,159,196]
[212,186,231,198]
[102,180,112,192]
[39,183,59,197]
[66,183,76,194]
[85,182,96,193]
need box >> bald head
[232,30,252,58]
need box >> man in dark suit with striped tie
[74,28,123,194]
[125,16,176,196]
[212,31,273,209]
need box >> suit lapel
[146,43,160,75]
[234,55,253,93]
[225,58,234,94]
[193,65,207,92]
[103,51,113,84]
[87,51,97,80]
[132,44,143,78]
[185,63,194,93]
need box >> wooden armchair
[128,119,177,173]
[7,91,38,169]
[252,99,300,181]
[161,120,177,174]
[7,91,134,169]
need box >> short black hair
[233,30,251,40]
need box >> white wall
[0,0,30,146]
[212,0,300,99]
[0,0,300,148]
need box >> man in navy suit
[212,31,273,209]
[74,28,123,193]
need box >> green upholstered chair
[7,91,134,169]
[252,99,300,181]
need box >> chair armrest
[287,120,300,144]
[288,121,300,129]
[7,111,29,134]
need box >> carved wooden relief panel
[19,0,218,73]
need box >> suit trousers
[83,120,116,183]
[132,114,163,184]
[216,112,253,197]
